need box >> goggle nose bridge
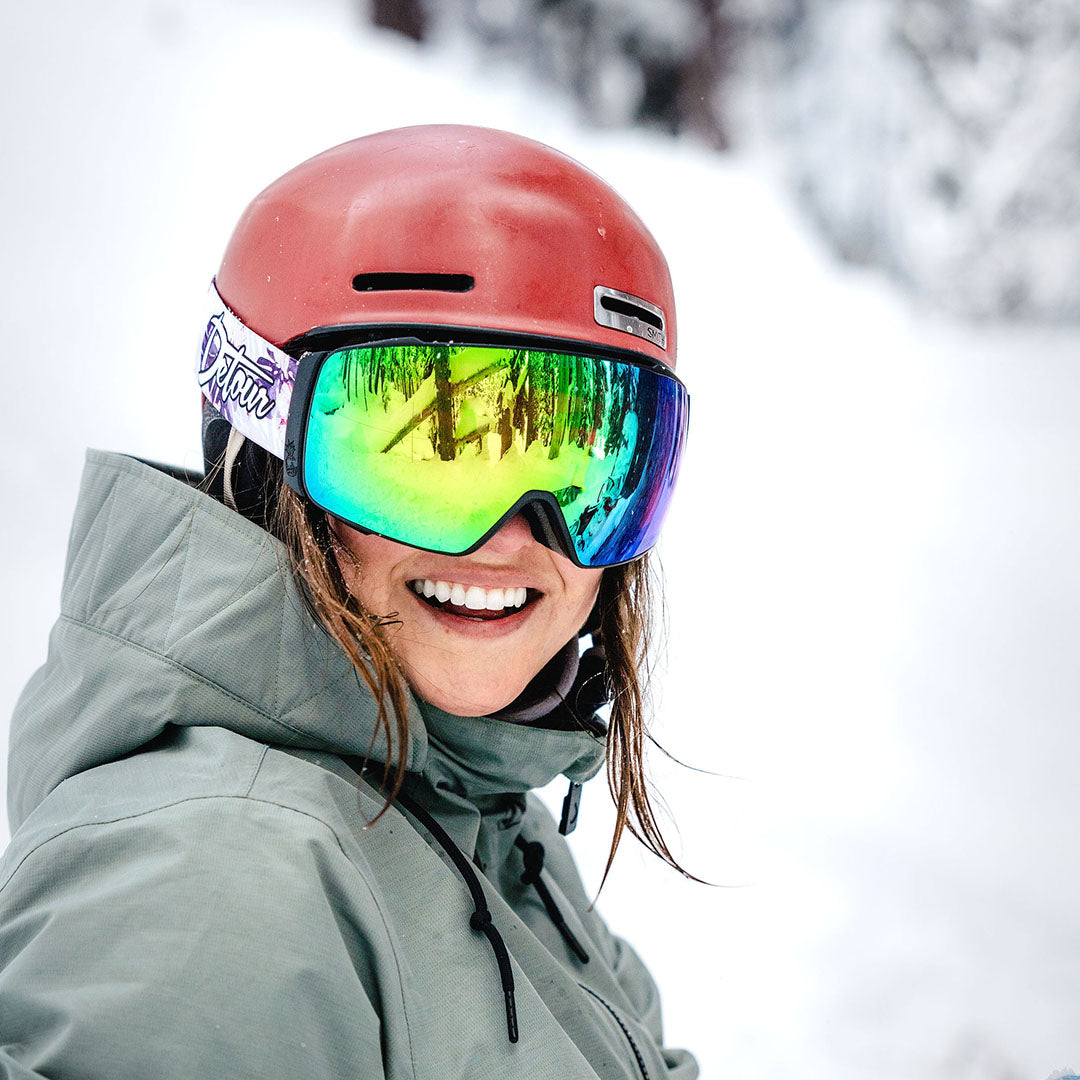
[518,498,575,562]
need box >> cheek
[328,522,400,612]
[566,569,603,627]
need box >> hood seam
[243,745,271,797]
[82,481,119,623]
[56,615,362,752]
[84,450,274,552]
[161,560,284,659]
[160,510,194,655]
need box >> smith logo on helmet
[592,286,667,349]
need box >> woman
[0,126,696,1078]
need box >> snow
[2,1,1078,1076]
[750,0,1080,319]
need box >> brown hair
[266,463,690,886]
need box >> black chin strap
[201,399,276,526]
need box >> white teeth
[410,579,531,611]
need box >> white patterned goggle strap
[197,280,298,459]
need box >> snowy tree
[370,0,426,41]
[360,0,1080,319]
[753,0,1080,319]
[366,0,740,146]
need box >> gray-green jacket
[1,450,698,1079]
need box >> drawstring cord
[390,783,593,1043]
[514,836,590,964]
[394,789,519,1044]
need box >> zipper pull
[559,780,582,835]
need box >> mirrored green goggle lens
[302,342,687,567]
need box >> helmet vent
[593,285,667,349]
[352,272,475,292]
[598,294,663,331]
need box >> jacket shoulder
[3,725,392,897]
[0,786,397,1079]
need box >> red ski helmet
[202,126,687,567]
[214,124,676,365]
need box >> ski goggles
[198,281,689,568]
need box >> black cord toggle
[395,789,520,1043]
[518,840,546,884]
[514,836,590,964]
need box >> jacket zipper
[579,984,652,1080]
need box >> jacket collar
[8,450,605,836]
[413,699,605,860]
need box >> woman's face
[331,514,602,716]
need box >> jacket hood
[7,450,605,832]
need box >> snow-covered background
[406,0,1080,320]
[754,0,1080,320]
[2,1,1079,1076]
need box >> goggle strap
[196,279,297,459]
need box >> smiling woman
[0,125,697,1079]
[331,513,603,715]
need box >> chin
[417,677,527,718]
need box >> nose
[475,512,536,556]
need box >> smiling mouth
[408,578,542,621]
